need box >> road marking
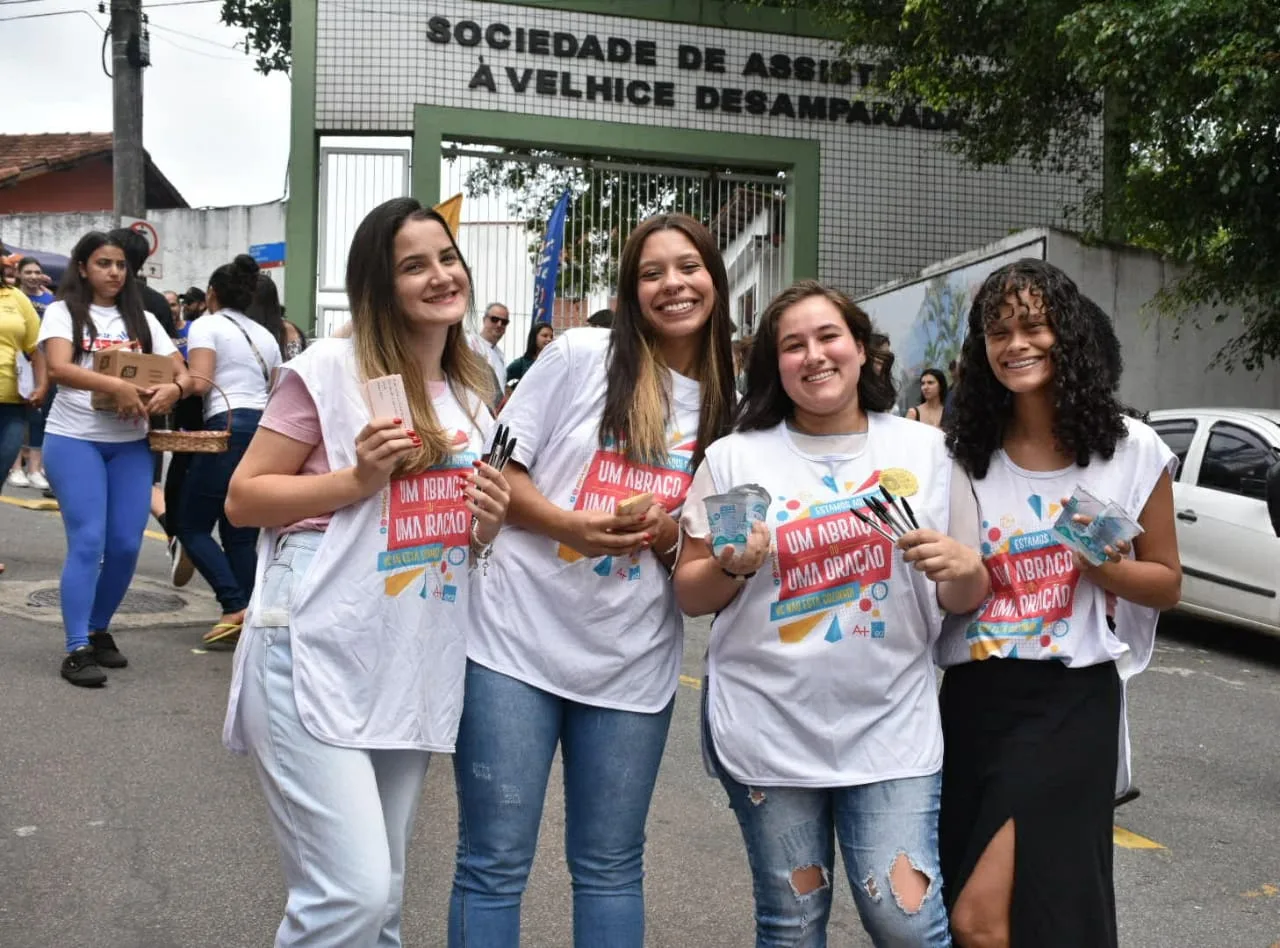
[679,674,701,690]
[145,529,167,542]
[1113,827,1165,850]
[1243,883,1279,899]
[0,495,57,512]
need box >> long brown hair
[600,214,735,468]
[346,197,494,473]
[58,231,153,354]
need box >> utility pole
[110,0,148,224]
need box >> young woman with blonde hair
[222,197,509,947]
[450,213,737,947]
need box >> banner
[531,189,571,325]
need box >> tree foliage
[221,0,290,75]
[762,0,1280,368]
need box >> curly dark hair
[944,259,1128,478]
[737,280,896,432]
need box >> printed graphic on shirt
[556,432,697,580]
[964,492,1081,660]
[377,429,475,601]
[765,470,906,645]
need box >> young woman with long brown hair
[222,197,510,947]
[450,213,737,947]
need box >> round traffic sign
[129,220,159,257]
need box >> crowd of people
[1,200,1180,948]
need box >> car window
[1197,423,1273,500]
[1151,419,1198,479]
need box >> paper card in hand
[365,374,411,422]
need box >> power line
[149,29,246,62]
[148,20,237,49]
[142,0,220,7]
[0,7,100,22]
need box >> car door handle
[1177,510,1198,523]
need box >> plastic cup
[1053,486,1143,565]
[704,483,772,555]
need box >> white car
[1147,408,1280,635]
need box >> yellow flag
[433,193,463,236]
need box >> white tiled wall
[316,0,1096,295]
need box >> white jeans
[238,534,431,947]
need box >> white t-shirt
[468,327,700,712]
[468,333,507,387]
[187,309,283,421]
[38,300,177,444]
[936,416,1176,671]
[683,414,972,787]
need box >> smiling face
[80,244,129,305]
[984,287,1056,394]
[18,261,44,296]
[635,229,715,343]
[481,304,509,344]
[534,324,554,352]
[777,294,866,427]
[392,217,470,331]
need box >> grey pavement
[1,492,1278,947]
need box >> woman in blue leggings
[38,231,190,687]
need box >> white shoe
[27,471,49,491]
[6,469,29,488]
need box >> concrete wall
[1044,231,1280,412]
[0,202,287,301]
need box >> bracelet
[173,379,186,398]
[660,538,679,557]
[721,566,756,583]
[470,519,494,559]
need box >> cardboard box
[90,348,175,411]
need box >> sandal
[202,622,242,645]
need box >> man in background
[180,286,206,324]
[587,308,613,329]
[468,302,509,410]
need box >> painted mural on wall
[857,239,1047,409]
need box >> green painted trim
[285,0,319,334]
[479,0,838,41]
[414,105,819,281]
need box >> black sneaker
[89,631,128,668]
[168,537,194,588]
[61,646,107,687]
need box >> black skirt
[939,658,1121,948]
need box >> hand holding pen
[853,486,981,583]
[466,423,516,546]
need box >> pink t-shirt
[259,371,448,532]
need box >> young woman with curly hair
[938,259,1181,948]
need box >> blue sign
[248,241,286,268]
[531,190,571,325]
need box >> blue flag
[531,190,571,325]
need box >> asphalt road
[1,491,1278,947]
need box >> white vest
[702,413,952,787]
[223,338,492,753]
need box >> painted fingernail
[392,417,402,425]
[473,460,482,468]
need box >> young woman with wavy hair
[938,259,1180,948]
[451,213,736,947]
[675,280,988,947]
[222,197,509,947]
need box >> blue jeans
[716,760,952,948]
[238,532,431,948]
[0,402,26,482]
[43,434,154,651]
[449,661,675,948]
[174,409,261,613]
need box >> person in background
[8,258,55,491]
[164,290,187,355]
[247,274,307,361]
[942,358,960,425]
[907,367,949,428]
[451,214,737,947]
[181,286,207,323]
[176,255,283,647]
[938,260,1180,948]
[223,197,507,947]
[18,258,55,317]
[504,320,554,390]
[0,273,47,572]
[586,308,613,329]
[1,253,18,286]
[675,281,982,947]
[469,301,511,391]
[39,230,189,686]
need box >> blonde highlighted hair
[345,198,494,474]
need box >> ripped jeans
[717,765,951,948]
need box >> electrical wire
[147,20,237,50]
[101,21,112,76]
[149,29,246,62]
[142,0,220,7]
[0,7,99,21]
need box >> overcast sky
[6,0,291,208]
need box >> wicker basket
[148,375,232,454]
